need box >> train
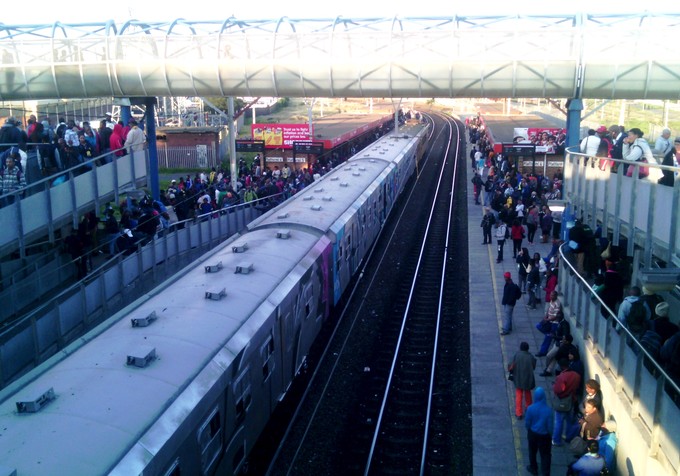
[0,120,429,475]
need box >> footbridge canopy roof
[1,13,680,101]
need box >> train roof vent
[322,196,333,202]
[16,387,55,414]
[204,261,223,273]
[314,188,324,193]
[311,205,322,211]
[331,176,339,181]
[340,182,349,187]
[303,195,313,201]
[126,347,157,368]
[379,151,386,155]
[352,172,361,176]
[232,243,248,253]
[277,229,291,239]
[235,263,254,274]
[205,288,227,301]
[364,153,370,156]
[277,212,289,219]
[369,159,376,163]
[359,167,367,171]
[344,167,352,171]
[131,311,158,328]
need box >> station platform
[466,158,577,474]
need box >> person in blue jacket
[525,386,554,476]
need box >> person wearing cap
[116,227,137,256]
[579,129,601,158]
[0,151,26,206]
[595,126,612,170]
[649,301,679,343]
[125,119,146,153]
[501,271,522,335]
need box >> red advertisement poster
[251,124,311,149]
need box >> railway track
[265,113,471,476]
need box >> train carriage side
[0,227,329,476]
[330,124,429,302]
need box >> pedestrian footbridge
[1,14,680,101]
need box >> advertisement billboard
[512,127,566,154]
[251,124,311,149]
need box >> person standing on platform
[525,386,554,476]
[510,341,536,419]
[552,358,581,446]
[495,219,508,263]
[501,271,522,335]
[481,207,495,245]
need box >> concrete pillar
[228,97,237,186]
[145,97,159,201]
[566,99,583,148]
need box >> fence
[156,142,220,169]
[560,146,680,474]
[0,201,262,389]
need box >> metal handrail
[557,242,680,395]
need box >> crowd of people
[578,124,679,186]
[0,113,146,206]
[469,116,680,475]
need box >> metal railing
[0,195,277,388]
[558,244,680,474]
[0,145,147,258]
[563,147,680,269]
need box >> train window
[197,408,222,474]
[234,370,252,423]
[336,245,343,271]
[163,459,181,476]
[261,336,275,381]
[345,235,351,261]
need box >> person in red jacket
[110,123,126,157]
[511,218,526,258]
[552,358,581,446]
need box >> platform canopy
[1,13,680,101]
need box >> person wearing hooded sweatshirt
[525,386,554,476]
[110,123,126,157]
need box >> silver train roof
[0,228,326,475]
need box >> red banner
[251,124,311,149]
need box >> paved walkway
[467,157,575,475]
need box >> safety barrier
[0,147,147,258]
[0,202,262,389]
[559,245,680,475]
[563,148,680,269]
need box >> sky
[2,1,679,25]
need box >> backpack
[639,294,663,320]
[627,299,647,335]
